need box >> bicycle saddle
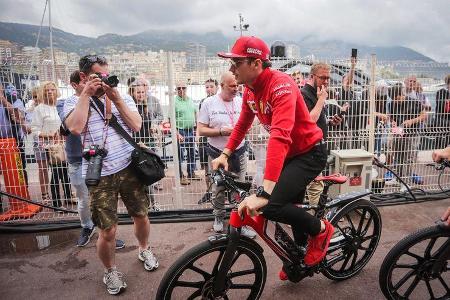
[315,174,348,184]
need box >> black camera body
[95,72,119,88]
[83,145,108,186]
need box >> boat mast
[48,0,56,82]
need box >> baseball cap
[218,36,270,61]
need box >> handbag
[90,97,165,185]
[46,142,66,165]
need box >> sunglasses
[177,87,187,90]
[314,75,330,81]
[229,59,249,68]
[80,55,107,72]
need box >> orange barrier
[0,138,41,221]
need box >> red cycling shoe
[304,220,334,266]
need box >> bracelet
[221,152,230,158]
[219,127,223,136]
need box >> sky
[0,0,449,62]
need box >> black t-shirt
[435,88,450,126]
[301,84,328,139]
[337,87,369,130]
[135,104,152,144]
[375,94,388,123]
[389,98,423,135]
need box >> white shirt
[198,94,245,150]
[31,103,61,137]
[63,95,138,177]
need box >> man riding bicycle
[432,147,450,226]
[212,36,334,277]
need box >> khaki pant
[306,180,324,206]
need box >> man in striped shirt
[64,55,158,295]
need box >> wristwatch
[256,186,271,200]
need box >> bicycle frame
[210,169,372,296]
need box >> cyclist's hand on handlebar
[441,206,450,226]
[238,195,269,218]
[211,154,229,171]
[432,147,450,163]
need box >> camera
[95,72,119,88]
[83,145,108,186]
[338,109,348,118]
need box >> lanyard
[221,97,236,127]
[82,96,111,148]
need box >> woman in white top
[31,81,71,207]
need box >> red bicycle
[157,168,382,299]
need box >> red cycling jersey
[226,68,323,182]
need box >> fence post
[166,51,183,209]
[368,54,377,154]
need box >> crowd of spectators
[1,64,449,213]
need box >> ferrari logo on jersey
[259,101,272,114]
[247,100,258,113]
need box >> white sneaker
[213,217,224,233]
[240,226,257,239]
[400,184,408,192]
[103,268,127,295]
[138,248,159,271]
[384,178,399,186]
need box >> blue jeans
[178,128,196,177]
[68,162,94,229]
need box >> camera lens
[105,75,119,88]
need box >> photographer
[64,55,158,295]
[57,70,125,249]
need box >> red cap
[218,36,270,61]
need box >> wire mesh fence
[0,54,449,225]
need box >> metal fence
[0,54,449,225]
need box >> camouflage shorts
[88,165,150,229]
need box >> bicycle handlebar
[210,168,251,206]
[425,159,450,171]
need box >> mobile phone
[338,109,347,118]
[351,48,358,58]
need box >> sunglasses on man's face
[177,87,187,91]
[229,59,249,68]
[314,74,330,81]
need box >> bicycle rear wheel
[156,237,267,300]
[379,225,450,300]
[322,199,382,281]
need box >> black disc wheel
[379,225,450,300]
[322,199,382,280]
[156,238,267,300]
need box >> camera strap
[89,96,143,151]
[88,96,111,148]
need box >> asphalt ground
[0,199,449,300]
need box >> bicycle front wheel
[156,237,267,300]
[379,225,450,300]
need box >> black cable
[0,190,77,213]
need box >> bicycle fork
[212,225,241,297]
